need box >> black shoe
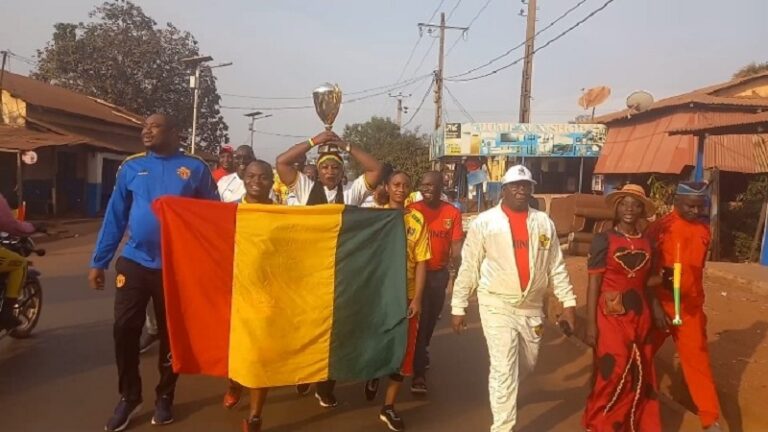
[296,383,311,396]
[104,398,142,432]
[151,395,174,425]
[379,405,405,431]
[139,333,159,354]
[410,378,428,395]
[0,298,21,331]
[364,378,380,401]
[315,391,338,408]
[242,415,262,432]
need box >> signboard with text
[435,122,607,158]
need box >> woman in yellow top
[364,170,430,432]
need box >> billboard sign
[436,122,607,158]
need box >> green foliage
[342,117,432,183]
[721,175,768,262]
[733,61,768,79]
[647,175,676,217]
[33,0,228,153]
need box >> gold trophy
[312,83,342,152]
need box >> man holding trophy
[276,83,383,208]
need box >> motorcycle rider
[0,193,41,330]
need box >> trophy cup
[312,83,342,153]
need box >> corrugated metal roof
[594,72,768,124]
[594,112,696,174]
[705,134,768,173]
[595,110,768,174]
[0,125,85,151]
[668,111,768,134]
[1,72,143,127]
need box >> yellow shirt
[370,204,431,298]
[272,170,290,204]
[404,208,431,299]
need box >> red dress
[582,230,661,432]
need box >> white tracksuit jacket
[451,204,576,432]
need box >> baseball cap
[501,165,537,185]
[219,145,234,154]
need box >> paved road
[0,233,700,431]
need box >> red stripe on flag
[153,197,237,377]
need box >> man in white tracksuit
[451,165,576,432]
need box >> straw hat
[606,184,656,218]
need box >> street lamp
[244,111,273,149]
[181,56,232,154]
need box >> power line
[447,0,464,20]
[402,76,435,128]
[446,0,493,57]
[446,0,617,82]
[221,74,432,111]
[252,129,308,139]
[447,0,591,80]
[393,0,446,84]
[444,84,475,122]
[221,73,432,101]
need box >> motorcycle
[0,234,45,339]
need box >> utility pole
[519,0,537,123]
[0,50,8,125]
[244,111,273,151]
[418,14,468,131]
[181,56,232,154]
[388,92,411,128]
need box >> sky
[1,0,766,160]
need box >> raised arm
[276,130,338,187]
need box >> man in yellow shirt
[364,170,430,432]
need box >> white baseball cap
[501,165,537,185]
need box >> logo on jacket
[538,234,551,249]
[116,274,126,288]
[177,166,191,180]
[443,219,453,229]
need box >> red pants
[650,300,720,428]
[400,315,419,377]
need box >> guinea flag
[152,196,408,389]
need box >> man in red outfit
[647,182,722,432]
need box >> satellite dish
[578,86,611,110]
[21,151,38,165]
[626,90,654,114]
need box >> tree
[33,0,228,153]
[342,117,432,183]
[733,61,768,79]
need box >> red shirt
[501,205,530,290]
[408,201,463,271]
[646,210,710,307]
[211,167,230,183]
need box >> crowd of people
[77,112,723,432]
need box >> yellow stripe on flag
[228,204,343,388]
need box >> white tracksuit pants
[479,304,544,432]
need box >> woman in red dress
[582,184,663,432]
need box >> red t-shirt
[501,205,530,290]
[211,167,229,183]
[408,201,464,271]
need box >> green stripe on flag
[328,206,409,381]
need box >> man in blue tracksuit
[88,113,219,432]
